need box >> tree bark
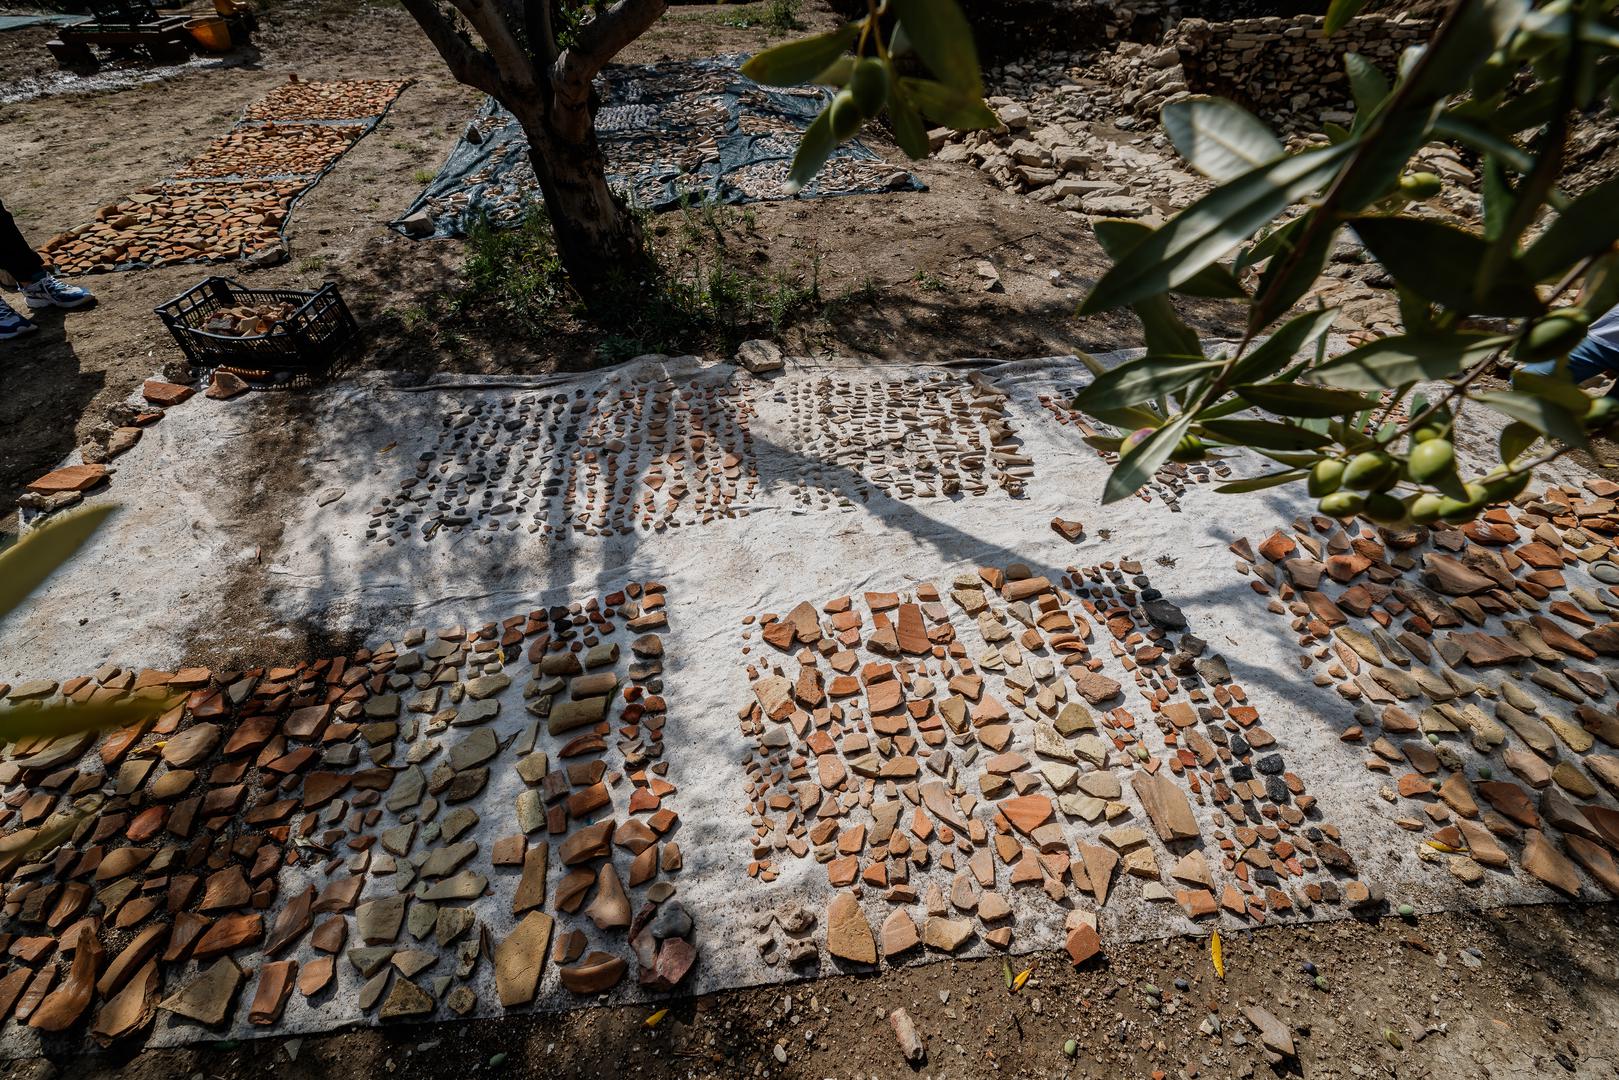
[401,0,668,309]
[512,101,650,310]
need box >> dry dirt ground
[52,904,1619,1080]
[0,0,1245,530]
[2,4,1618,1079]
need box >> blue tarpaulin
[0,12,82,30]
[392,54,924,239]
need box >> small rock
[1244,1005,1295,1059]
[890,1007,926,1064]
[735,339,785,375]
[398,210,435,238]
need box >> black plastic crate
[155,276,359,383]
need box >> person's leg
[1564,334,1619,396]
[1517,334,1619,395]
[0,198,95,311]
[0,199,47,285]
[0,296,37,340]
[20,272,95,310]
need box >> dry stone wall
[1168,14,1436,120]
[826,0,1166,61]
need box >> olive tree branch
[1392,352,1500,440]
[1153,3,1475,441]
[1235,0,1478,351]
[400,0,504,98]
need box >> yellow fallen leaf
[1425,840,1462,853]
[645,1008,668,1028]
[1211,930,1225,979]
[1011,968,1032,992]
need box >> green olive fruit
[1398,172,1443,199]
[1411,407,1453,444]
[1437,482,1488,523]
[1342,450,1400,492]
[1523,307,1590,361]
[1405,438,1454,483]
[848,58,890,118]
[1362,492,1407,524]
[1170,434,1207,463]
[1308,458,1346,497]
[1481,469,1531,502]
[1587,395,1619,429]
[829,91,863,142]
[1407,492,1444,525]
[1318,491,1365,518]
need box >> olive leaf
[1235,384,1381,418]
[1229,308,1339,385]
[900,77,997,130]
[0,504,117,623]
[1521,175,1619,281]
[1216,469,1312,493]
[1071,355,1223,413]
[1161,98,1284,182]
[890,0,983,97]
[1324,0,1369,35]
[1350,217,1542,316]
[784,106,836,194]
[1079,142,1354,315]
[1474,389,1589,450]
[887,79,931,160]
[1197,420,1335,451]
[0,697,165,746]
[1344,51,1390,122]
[1306,333,1510,390]
[1499,421,1541,465]
[740,23,860,87]
[1103,413,1193,505]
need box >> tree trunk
[514,102,650,311]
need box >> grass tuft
[762,0,802,33]
[449,201,821,362]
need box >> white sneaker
[0,296,36,340]
[21,273,95,311]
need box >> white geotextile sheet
[0,352,1602,1051]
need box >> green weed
[456,213,570,337]
[701,0,800,32]
[832,275,881,307]
[762,0,802,33]
[453,207,821,361]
